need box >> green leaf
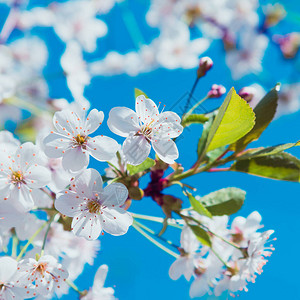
[230,152,300,182]
[135,88,148,99]
[187,192,212,218]
[127,158,155,175]
[181,114,209,127]
[231,84,280,152]
[205,88,255,153]
[189,225,212,247]
[206,146,227,163]
[200,187,246,216]
[236,141,300,161]
[197,112,216,157]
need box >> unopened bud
[263,3,286,28]
[128,186,144,200]
[207,84,226,98]
[238,87,256,102]
[197,56,213,78]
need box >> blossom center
[87,199,101,214]
[75,134,87,145]
[10,170,24,184]
[35,262,48,275]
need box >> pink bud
[207,84,226,98]
[197,56,213,78]
[238,87,256,102]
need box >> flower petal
[43,132,70,158]
[84,109,104,135]
[53,109,82,135]
[107,107,139,137]
[93,264,108,290]
[10,185,34,212]
[101,207,133,236]
[71,168,103,198]
[87,135,120,162]
[135,95,159,126]
[72,213,102,240]
[169,257,186,281]
[0,256,17,282]
[25,165,51,188]
[62,147,89,172]
[122,133,151,165]
[102,182,128,207]
[153,111,183,139]
[152,139,178,164]
[55,191,84,217]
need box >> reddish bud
[238,87,256,103]
[197,56,213,78]
[207,84,226,98]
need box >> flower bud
[238,87,256,102]
[207,84,226,98]
[263,3,286,28]
[128,186,144,200]
[274,33,300,59]
[197,56,213,78]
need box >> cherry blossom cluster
[169,211,276,298]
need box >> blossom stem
[132,221,179,259]
[134,220,179,249]
[211,248,230,268]
[180,214,241,250]
[66,279,85,296]
[11,232,19,258]
[131,213,183,229]
[40,214,58,257]
[184,95,209,120]
[16,221,48,261]
[207,167,230,172]
[183,77,200,116]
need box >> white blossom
[107,95,183,165]
[55,168,132,240]
[43,107,119,173]
[0,142,51,211]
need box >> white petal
[102,182,128,207]
[122,133,151,165]
[43,132,70,158]
[25,165,51,188]
[16,142,40,170]
[93,264,108,290]
[0,256,17,282]
[189,276,209,298]
[55,191,84,217]
[101,207,133,236]
[10,185,34,211]
[153,111,183,139]
[169,257,185,280]
[84,109,104,135]
[152,139,178,164]
[87,136,120,162]
[245,211,262,233]
[135,95,159,126]
[71,168,103,198]
[72,213,102,240]
[62,147,89,172]
[214,277,230,296]
[53,109,82,135]
[107,107,139,137]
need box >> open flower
[55,168,132,240]
[16,254,69,296]
[0,142,51,211]
[43,107,120,173]
[107,95,183,165]
[0,256,35,299]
